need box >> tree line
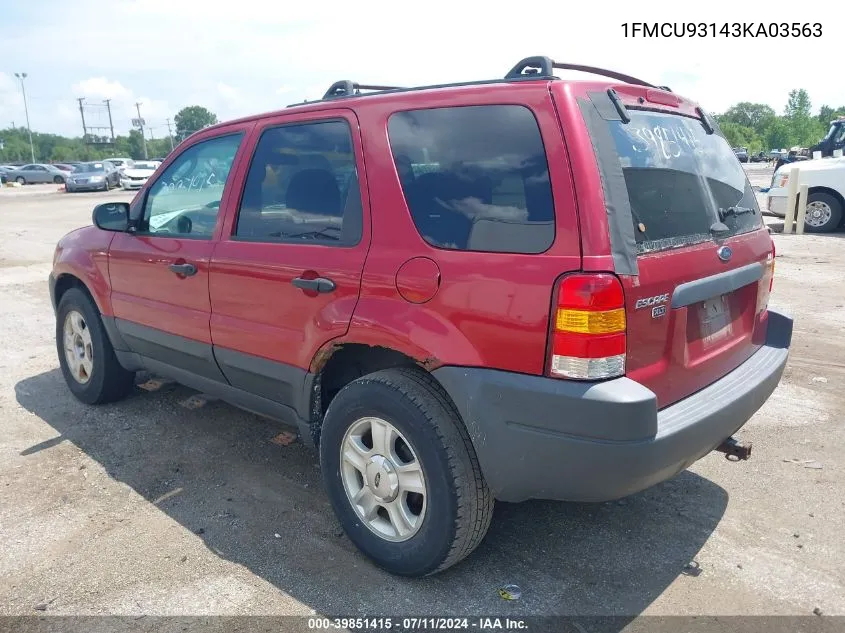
[716,89,844,154]
[0,105,218,163]
[2,92,841,163]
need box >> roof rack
[505,56,671,91]
[285,57,673,109]
[322,80,404,100]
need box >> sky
[0,0,838,138]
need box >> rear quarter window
[387,105,555,254]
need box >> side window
[139,133,243,238]
[234,120,362,246]
[387,105,555,254]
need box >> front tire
[804,192,843,233]
[320,368,493,577]
[15,176,25,185]
[56,287,135,404]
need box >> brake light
[757,243,776,314]
[549,274,626,380]
[769,242,776,292]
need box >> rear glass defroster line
[577,95,639,277]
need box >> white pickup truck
[766,156,845,232]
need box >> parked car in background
[65,161,120,192]
[6,163,68,184]
[749,151,768,163]
[766,156,845,232]
[119,160,160,190]
[732,147,749,163]
[0,171,6,185]
[106,158,135,174]
[50,55,791,577]
[53,164,75,173]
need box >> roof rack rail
[505,56,669,91]
[322,80,404,100]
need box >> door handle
[169,262,198,276]
[292,276,336,293]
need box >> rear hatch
[576,94,774,408]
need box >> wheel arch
[304,342,460,448]
[53,273,99,312]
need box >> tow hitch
[715,436,752,461]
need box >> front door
[108,129,249,381]
[209,110,370,407]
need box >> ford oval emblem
[717,246,733,262]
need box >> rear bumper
[433,310,793,503]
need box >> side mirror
[92,202,131,232]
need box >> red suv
[50,57,792,577]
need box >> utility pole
[77,98,87,141]
[165,118,175,152]
[14,73,35,163]
[134,102,148,159]
[104,99,115,144]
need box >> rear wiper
[710,221,730,235]
[718,205,755,221]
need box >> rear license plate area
[699,294,733,347]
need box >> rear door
[208,109,370,405]
[570,94,774,408]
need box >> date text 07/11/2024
[621,22,822,38]
[307,617,528,630]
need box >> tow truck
[810,116,845,158]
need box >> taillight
[757,242,776,314]
[549,273,626,380]
[769,241,776,292]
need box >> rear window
[607,111,761,254]
[387,105,555,254]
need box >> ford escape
[50,56,792,577]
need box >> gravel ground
[0,171,843,619]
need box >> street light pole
[14,73,35,163]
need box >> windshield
[133,162,157,170]
[605,111,761,254]
[73,163,106,173]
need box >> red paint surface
[54,76,775,408]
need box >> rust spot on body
[419,356,442,371]
[310,342,341,373]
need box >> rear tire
[53,175,65,184]
[320,367,493,577]
[804,192,842,233]
[56,287,135,404]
